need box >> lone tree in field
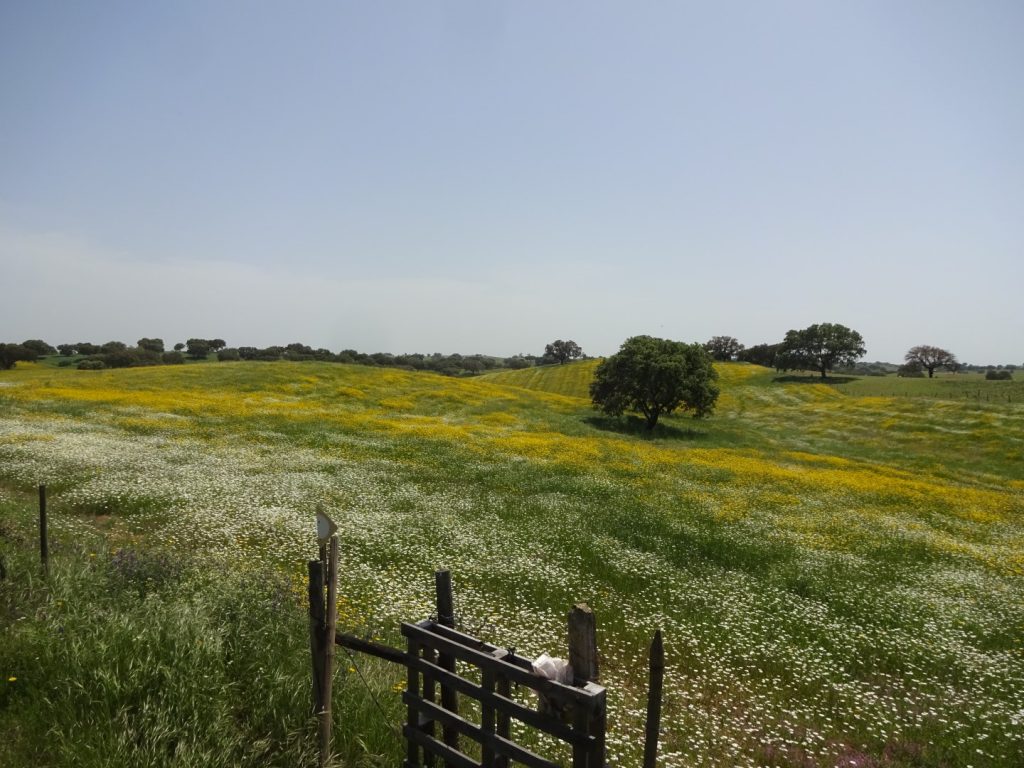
[590,335,719,430]
[704,335,744,361]
[904,345,957,378]
[543,339,583,365]
[778,323,866,378]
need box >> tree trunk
[928,368,935,378]
[645,413,659,430]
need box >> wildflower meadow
[1,359,1022,767]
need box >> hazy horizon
[2,2,1022,364]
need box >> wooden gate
[402,619,606,768]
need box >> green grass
[0,489,403,768]
[836,371,1024,403]
[1,360,1022,767]
[480,359,600,398]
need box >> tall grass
[0,493,404,768]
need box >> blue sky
[2,1,1021,363]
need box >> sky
[1,1,1022,364]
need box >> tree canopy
[590,335,719,430]
[543,339,583,365]
[0,344,38,370]
[21,339,56,356]
[737,342,780,368]
[704,335,744,361]
[137,338,165,354]
[778,323,866,378]
[904,345,957,378]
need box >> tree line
[0,337,588,377]
[706,329,1015,379]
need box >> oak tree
[704,335,744,361]
[778,323,866,378]
[904,345,957,378]
[590,335,719,430]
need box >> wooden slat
[422,646,438,768]
[409,655,591,746]
[405,693,561,768]
[406,638,422,767]
[481,667,497,768]
[495,673,511,768]
[435,571,460,761]
[402,622,603,708]
[335,632,407,664]
[404,725,480,768]
[428,623,535,673]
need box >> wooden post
[568,603,598,685]
[39,484,48,575]
[569,603,600,768]
[435,569,460,759]
[643,630,665,768]
[481,667,497,768]
[307,560,326,716]
[320,535,339,767]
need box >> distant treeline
[732,341,1017,377]
[0,338,552,377]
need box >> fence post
[568,603,602,768]
[320,535,339,767]
[308,559,326,716]
[39,484,48,575]
[435,569,460,760]
[643,629,664,768]
[568,603,598,684]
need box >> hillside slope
[1,359,1022,767]
[481,359,599,398]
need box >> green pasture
[836,372,1024,403]
[1,360,1022,767]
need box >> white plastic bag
[531,653,572,684]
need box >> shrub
[161,351,185,365]
[897,362,925,378]
[985,369,1012,381]
[77,359,106,370]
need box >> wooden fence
[309,529,665,768]
[402,618,605,768]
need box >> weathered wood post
[320,535,340,765]
[568,603,604,768]
[643,629,665,768]
[307,559,326,715]
[39,484,48,575]
[568,603,598,684]
[435,569,460,759]
[311,509,339,768]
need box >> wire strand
[341,646,405,741]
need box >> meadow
[1,360,1022,767]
